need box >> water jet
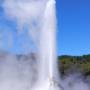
[0,0,63,90]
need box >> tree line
[58,54,90,77]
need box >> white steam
[1,0,61,90]
[0,51,38,90]
[3,0,47,34]
[61,74,90,90]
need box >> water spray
[0,0,64,90]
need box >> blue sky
[0,0,90,55]
[57,0,90,55]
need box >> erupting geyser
[35,0,61,89]
[0,0,62,90]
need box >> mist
[0,51,90,90]
[2,0,47,34]
[60,73,90,90]
[1,0,90,90]
[0,51,38,90]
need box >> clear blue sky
[0,0,90,56]
[57,0,90,56]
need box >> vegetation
[58,54,90,77]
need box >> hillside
[58,54,90,77]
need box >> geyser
[0,0,62,90]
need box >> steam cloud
[2,0,49,51]
[60,74,90,90]
[0,51,38,90]
[2,0,47,34]
[1,0,90,90]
